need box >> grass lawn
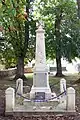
[1,73,79,93]
[25,72,80,89]
[25,72,80,97]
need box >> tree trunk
[73,0,80,84]
[55,31,63,77]
[17,56,24,77]
[77,0,80,18]
[23,0,29,55]
[55,50,63,77]
[14,56,27,80]
[55,12,64,77]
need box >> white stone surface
[59,95,66,104]
[56,100,66,110]
[33,72,49,87]
[30,86,51,99]
[24,99,31,108]
[5,87,15,112]
[51,92,58,101]
[59,78,67,104]
[60,78,66,93]
[34,24,47,71]
[66,87,75,111]
[30,24,51,99]
[16,78,23,96]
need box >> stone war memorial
[5,23,76,116]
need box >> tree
[33,0,79,76]
[0,0,36,80]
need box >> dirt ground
[0,76,80,120]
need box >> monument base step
[5,96,76,116]
[5,104,76,116]
[5,110,76,117]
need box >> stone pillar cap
[61,78,66,81]
[17,78,23,81]
[5,87,15,94]
[67,87,75,93]
[6,87,14,91]
[36,24,45,33]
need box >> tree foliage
[0,0,36,60]
[33,0,80,76]
[0,0,28,57]
[0,0,36,80]
[34,0,79,60]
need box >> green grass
[1,73,80,94]
[25,73,33,79]
[24,73,80,94]
[24,73,80,86]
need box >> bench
[50,67,67,72]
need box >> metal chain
[16,90,66,102]
[15,82,20,93]
[15,81,66,102]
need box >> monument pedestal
[30,86,51,100]
[30,71,51,100]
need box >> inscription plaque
[33,72,47,87]
[35,92,45,100]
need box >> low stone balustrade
[5,77,76,114]
[0,68,16,78]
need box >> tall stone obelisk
[30,23,51,100]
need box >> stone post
[60,78,66,93]
[66,87,75,111]
[60,78,66,104]
[16,78,23,96]
[5,87,15,112]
